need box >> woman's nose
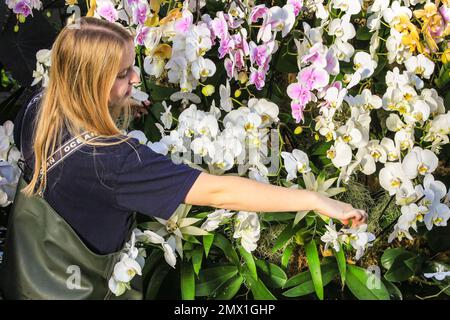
[129,68,140,85]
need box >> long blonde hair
[22,17,137,197]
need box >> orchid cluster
[0,121,21,207]
[321,220,376,260]
[145,96,280,182]
[108,229,146,296]
[201,209,261,253]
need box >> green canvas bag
[0,131,143,300]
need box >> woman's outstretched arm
[185,172,367,227]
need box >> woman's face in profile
[109,40,140,106]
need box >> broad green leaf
[282,264,338,298]
[238,245,258,281]
[382,249,417,282]
[255,260,287,289]
[142,249,163,286]
[345,265,390,300]
[334,244,346,287]
[145,263,172,299]
[244,269,277,300]
[195,265,238,297]
[381,248,413,270]
[181,261,195,300]
[404,255,424,274]
[281,243,295,269]
[203,234,215,257]
[213,274,244,300]
[191,247,203,276]
[212,233,240,266]
[382,279,403,300]
[305,239,323,300]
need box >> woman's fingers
[342,209,368,227]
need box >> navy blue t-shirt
[13,90,202,254]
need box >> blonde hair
[22,17,137,197]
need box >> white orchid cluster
[388,173,450,242]
[321,220,376,260]
[201,209,260,253]
[0,121,21,207]
[145,97,279,181]
[108,229,146,296]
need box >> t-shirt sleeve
[115,140,203,220]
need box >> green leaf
[145,80,178,102]
[195,265,239,297]
[282,263,338,297]
[191,247,203,276]
[244,269,277,300]
[255,260,287,289]
[281,243,295,269]
[345,265,390,300]
[404,255,424,274]
[212,233,240,266]
[181,261,195,300]
[261,212,296,222]
[272,223,301,253]
[213,274,244,300]
[381,248,417,282]
[238,245,258,281]
[381,248,412,270]
[203,234,215,258]
[305,239,323,300]
[382,279,403,300]
[145,263,172,299]
[334,244,347,287]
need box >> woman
[0,17,367,299]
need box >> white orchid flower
[281,149,311,182]
[380,137,400,162]
[201,209,235,232]
[330,39,355,62]
[191,135,215,157]
[355,140,387,175]
[191,57,216,80]
[379,162,414,196]
[405,54,435,79]
[112,254,142,283]
[233,211,260,253]
[328,14,356,42]
[386,113,406,132]
[332,0,362,15]
[127,130,148,145]
[388,224,414,243]
[108,277,127,297]
[327,139,353,168]
[248,98,280,126]
[394,127,415,151]
[347,52,377,89]
[219,81,233,112]
[340,224,375,260]
[321,220,341,252]
[402,147,438,179]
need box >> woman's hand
[314,194,368,227]
[131,99,152,119]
